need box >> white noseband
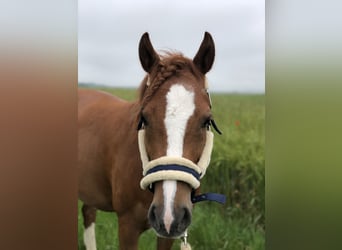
[138,130,214,190]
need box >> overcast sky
[78,0,264,93]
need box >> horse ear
[193,32,215,74]
[139,32,159,73]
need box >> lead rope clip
[180,230,192,250]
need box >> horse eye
[203,118,211,130]
[141,116,148,126]
[137,115,148,130]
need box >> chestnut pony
[78,32,219,250]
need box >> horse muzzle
[148,202,192,238]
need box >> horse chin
[152,227,187,239]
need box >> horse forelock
[138,52,204,109]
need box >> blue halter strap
[191,192,226,204]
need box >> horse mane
[138,52,203,108]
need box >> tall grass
[207,94,265,225]
[78,87,265,249]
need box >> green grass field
[78,87,265,250]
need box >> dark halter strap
[148,183,226,205]
[191,191,226,204]
[146,164,201,180]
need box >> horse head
[137,32,218,238]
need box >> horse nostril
[148,205,160,230]
[148,205,156,221]
[178,207,191,231]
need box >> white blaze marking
[163,180,177,233]
[164,84,195,156]
[162,84,195,233]
[84,222,97,250]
